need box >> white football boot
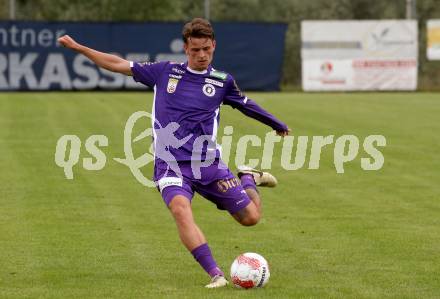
[237,165,278,187]
[205,275,229,288]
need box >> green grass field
[1,92,439,299]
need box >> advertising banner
[0,21,287,91]
[301,20,418,91]
[427,19,440,60]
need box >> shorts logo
[167,78,179,93]
[217,177,241,193]
[236,199,246,205]
[202,83,216,97]
[158,177,183,192]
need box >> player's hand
[276,128,291,137]
[57,35,81,50]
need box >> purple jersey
[130,61,288,164]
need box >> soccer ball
[230,252,270,289]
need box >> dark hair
[182,18,215,43]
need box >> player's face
[184,37,216,71]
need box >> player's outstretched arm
[57,35,132,76]
[224,78,290,137]
[236,99,290,136]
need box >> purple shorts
[154,159,251,215]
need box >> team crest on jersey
[202,83,216,97]
[167,78,179,93]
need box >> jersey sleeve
[223,75,249,108]
[130,61,168,87]
[223,75,289,132]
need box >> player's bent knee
[240,214,260,226]
[233,202,260,226]
[239,211,260,226]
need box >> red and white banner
[301,20,418,91]
[427,20,440,60]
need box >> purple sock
[240,174,258,192]
[191,243,224,278]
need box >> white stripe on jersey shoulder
[243,97,248,104]
[186,66,208,74]
[151,85,158,161]
[212,107,220,142]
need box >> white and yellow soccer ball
[230,252,270,289]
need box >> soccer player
[58,18,289,288]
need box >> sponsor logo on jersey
[210,70,227,80]
[172,67,185,74]
[169,74,182,79]
[202,83,216,97]
[205,78,224,87]
[139,61,156,66]
[158,177,183,192]
[167,78,179,93]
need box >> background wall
[1,0,440,90]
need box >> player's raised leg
[168,195,228,288]
[232,166,278,226]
